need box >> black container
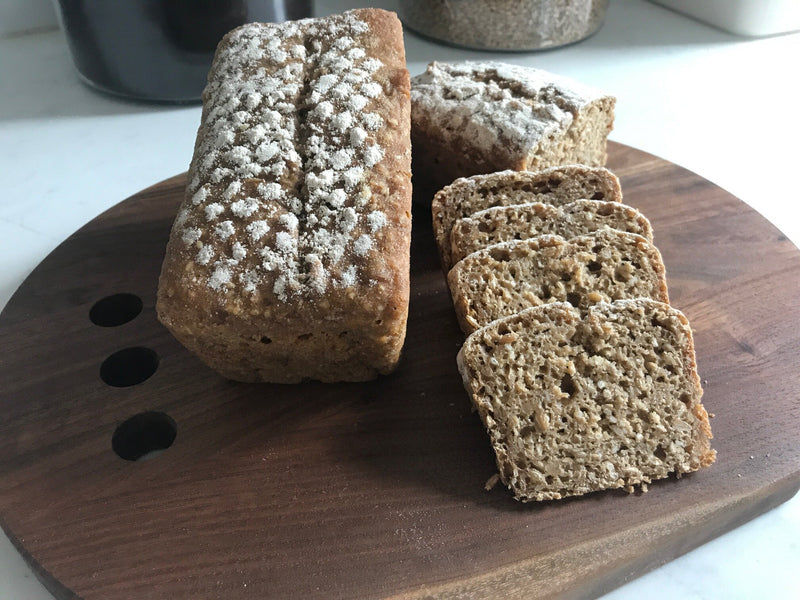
[54,0,312,103]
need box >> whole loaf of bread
[157,9,412,383]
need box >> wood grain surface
[1,143,799,600]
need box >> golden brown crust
[157,9,411,383]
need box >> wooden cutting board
[1,142,799,600]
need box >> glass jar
[398,0,609,51]
[53,0,312,103]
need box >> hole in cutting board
[89,293,143,326]
[112,411,177,461]
[100,347,159,387]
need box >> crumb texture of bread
[411,61,615,200]
[450,199,653,265]
[457,300,715,502]
[156,9,411,383]
[447,229,669,334]
[432,165,622,271]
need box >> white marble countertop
[1,0,799,598]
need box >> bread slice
[432,166,622,272]
[410,61,615,200]
[456,299,716,502]
[450,199,654,265]
[447,229,669,334]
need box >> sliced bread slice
[456,299,716,502]
[449,199,654,265]
[447,229,669,334]
[432,165,622,271]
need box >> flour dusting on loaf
[180,13,392,300]
[157,9,411,383]
[413,61,606,155]
[411,61,615,201]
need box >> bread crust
[411,61,615,202]
[157,9,411,383]
[432,165,622,272]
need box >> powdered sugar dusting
[176,11,393,300]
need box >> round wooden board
[1,143,799,600]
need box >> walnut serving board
[1,143,799,600]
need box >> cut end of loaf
[457,299,715,502]
[410,61,615,196]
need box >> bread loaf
[432,166,622,272]
[156,9,412,383]
[447,229,669,334]
[457,299,716,502]
[450,199,654,265]
[411,61,615,201]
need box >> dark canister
[54,0,312,103]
